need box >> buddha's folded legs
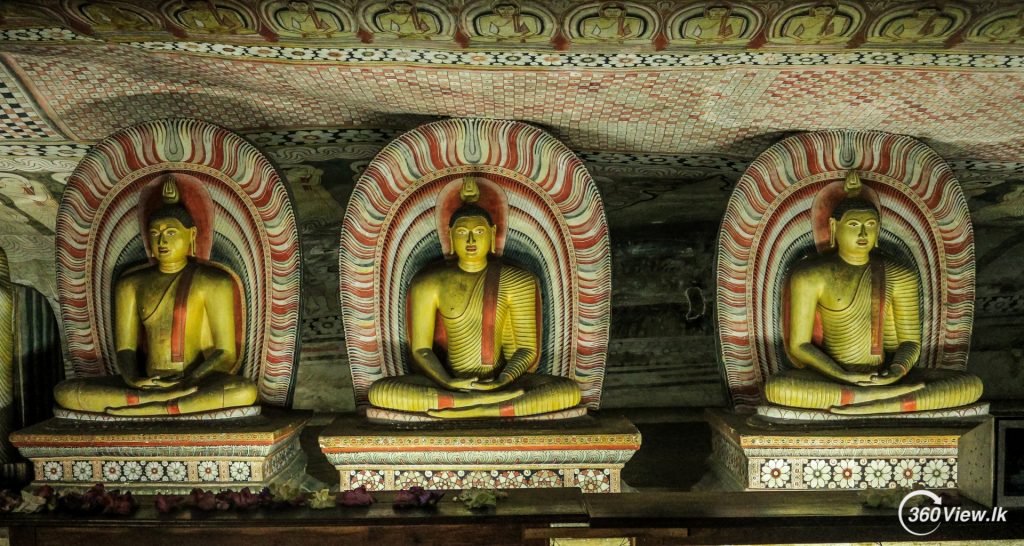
[426,374,581,419]
[54,373,257,416]
[766,368,982,414]
[368,375,525,413]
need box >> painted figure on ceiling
[577,2,642,43]
[367,178,581,419]
[977,10,1024,43]
[376,0,440,39]
[879,8,956,43]
[764,172,983,415]
[80,2,158,31]
[681,6,745,45]
[778,4,853,44]
[475,1,544,42]
[177,0,254,35]
[53,176,258,416]
[276,0,346,38]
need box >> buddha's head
[600,3,624,18]
[916,8,939,19]
[494,3,518,18]
[390,1,413,14]
[288,1,310,13]
[448,178,496,268]
[811,6,834,17]
[706,6,729,19]
[828,171,879,262]
[148,177,197,265]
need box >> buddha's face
[149,217,195,264]
[451,215,493,263]
[391,2,412,14]
[811,6,834,17]
[601,5,623,18]
[917,8,938,19]
[289,1,309,12]
[495,4,517,17]
[707,7,728,19]
[830,209,879,259]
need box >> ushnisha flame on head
[830,170,880,222]
[447,177,494,228]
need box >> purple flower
[393,486,444,508]
[338,486,375,507]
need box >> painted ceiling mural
[0,0,1023,410]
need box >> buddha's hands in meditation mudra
[367,179,581,419]
[54,178,258,416]
[764,172,981,414]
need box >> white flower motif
[43,461,63,481]
[803,459,831,488]
[761,459,790,488]
[351,49,386,61]
[122,461,143,481]
[610,54,641,67]
[245,46,281,58]
[144,461,165,481]
[426,51,459,64]
[166,461,187,482]
[822,52,860,64]
[198,461,219,482]
[181,42,212,53]
[898,53,938,66]
[567,54,604,67]
[211,43,245,56]
[934,54,973,67]
[715,53,753,65]
[751,52,786,65]
[678,54,715,66]
[289,130,332,144]
[38,28,78,41]
[494,52,528,65]
[860,53,899,65]
[102,461,123,481]
[229,461,251,481]
[314,48,348,61]
[388,50,422,63]
[865,460,893,488]
[461,52,496,65]
[923,459,951,487]
[281,47,317,60]
[972,55,1009,68]
[895,459,922,487]
[1005,56,1024,68]
[72,461,93,481]
[534,54,565,66]
[645,54,675,66]
[789,53,826,65]
[834,459,862,488]
[247,132,288,147]
[0,145,42,156]
[136,41,176,51]
[6,30,40,41]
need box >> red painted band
[901,397,917,412]
[125,392,140,406]
[499,403,515,417]
[480,262,502,367]
[167,401,181,415]
[437,394,455,409]
[171,265,198,364]
[840,388,855,406]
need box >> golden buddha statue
[53,177,258,416]
[765,171,983,415]
[367,179,581,419]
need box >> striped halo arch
[339,118,611,409]
[56,118,302,406]
[716,130,974,412]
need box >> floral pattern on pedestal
[349,470,385,491]
[575,469,612,493]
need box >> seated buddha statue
[367,179,581,419]
[53,177,258,416]
[765,171,983,415]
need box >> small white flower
[461,52,495,65]
[289,130,332,144]
[314,48,348,61]
[934,54,973,67]
[751,52,786,65]
[645,54,675,66]
[494,52,528,65]
[38,28,78,41]
[923,459,950,488]
[135,41,176,51]
[166,461,187,482]
[678,54,715,66]
[895,459,922,487]
[715,53,753,65]
[198,461,218,482]
[388,50,422,63]
[281,47,316,60]
[43,461,63,481]
[144,461,165,481]
[72,461,93,481]
[610,54,641,67]
[865,460,893,488]
[122,461,143,481]
[789,53,826,65]
[245,46,281,58]
[823,52,861,64]
[534,54,565,66]
[248,132,288,147]
[567,54,604,67]
[211,43,245,56]
[426,51,459,64]
[6,29,39,41]
[860,53,899,65]
[1005,56,1024,68]
[351,49,386,61]
[761,459,790,488]
[972,55,1009,68]
[898,53,938,66]
[834,459,862,488]
[803,459,831,488]
[102,461,122,481]
[181,42,212,53]
[229,461,251,481]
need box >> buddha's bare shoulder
[409,261,452,289]
[788,254,833,282]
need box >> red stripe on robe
[171,266,197,364]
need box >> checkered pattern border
[0,70,64,140]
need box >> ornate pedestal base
[319,414,640,493]
[707,409,991,491]
[10,408,309,494]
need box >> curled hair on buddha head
[149,176,196,229]
[448,178,494,227]
[830,170,880,221]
